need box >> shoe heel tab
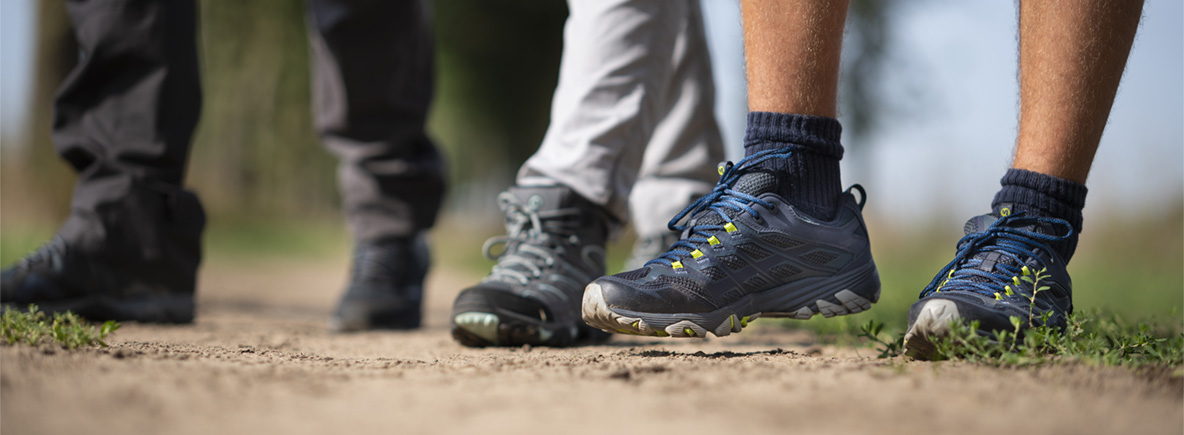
[845,184,867,210]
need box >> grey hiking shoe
[450,186,613,347]
[583,152,880,338]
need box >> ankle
[991,168,1087,261]
[743,112,845,220]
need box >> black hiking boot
[1,237,195,323]
[329,234,430,332]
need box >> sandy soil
[2,257,1181,435]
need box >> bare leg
[1013,0,1144,183]
[741,0,848,117]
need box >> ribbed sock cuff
[742,112,844,221]
[992,168,1087,260]
[743,112,844,158]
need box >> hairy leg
[740,0,848,117]
[1013,0,1144,183]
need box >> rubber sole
[450,286,611,347]
[451,310,611,347]
[328,306,421,333]
[582,278,879,339]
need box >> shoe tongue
[962,202,1032,235]
[962,213,999,235]
[504,185,609,244]
[692,171,777,226]
[960,203,1038,275]
[732,171,777,196]
[508,186,576,212]
[964,203,1055,236]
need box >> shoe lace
[646,148,795,267]
[14,237,67,270]
[919,212,1073,299]
[481,191,597,294]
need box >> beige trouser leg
[516,0,725,239]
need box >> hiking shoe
[329,234,430,332]
[451,186,612,347]
[1,237,195,323]
[624,231,681,270]
[903,207,1075,360]
[582,152,880,338]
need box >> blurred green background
[0,1,1179,335]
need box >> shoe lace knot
[919,212,1073,299]
[646,148,795,268]
[482,191,593,288]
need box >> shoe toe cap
[908,292,1029,335]
[591,275,714,314]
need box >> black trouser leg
[307,0,446,242]
[54,0,204,294]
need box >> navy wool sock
[991,168,1087,262]
[743,112,844,220]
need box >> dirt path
[2,258,1181,435]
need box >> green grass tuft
[858,267,1182,368]
[1,305,122,349]
[924,310,1184,367]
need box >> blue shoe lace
[919,212,1073,299]
[646,148,796,268]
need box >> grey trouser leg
[308,0,446,242]
[516,0,724,238]
[55,0,205,294]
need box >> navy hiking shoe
[1,237,195,323]
[582,150,880,338]
[329,234,430,332]
[451,186,613,347]
[904,207,1075,360]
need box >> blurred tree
[191,0,338,219]
[843,0,890,142]
[430,0,568,207]
[841,0,924,183]
[6,0,78,223]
